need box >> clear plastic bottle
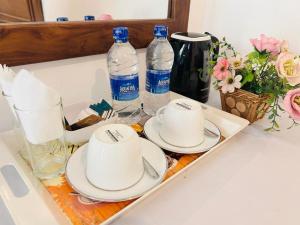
[84,15,95,21]
[107,27,141,124]
[144,25,174,116]
[56,17,68,21]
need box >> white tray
[0,93,249,225]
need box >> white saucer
[65,138,168,202]
[144,117,221,154]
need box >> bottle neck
[114,38,128,44]
[155,36,167,40]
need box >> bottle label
[110,74,139,101]
[146,70,171,94]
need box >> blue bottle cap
[56,17,69,22]
[84,15,95,21]
[154,25,168,38]
[113,27,128,43]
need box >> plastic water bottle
[84,15,95,21]
[144,25,174,116]
[56,17,68,22]
[107,27,141,124]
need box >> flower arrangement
[210,34,300,130]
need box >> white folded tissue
[12,69,64,145]
[0,64,17,118]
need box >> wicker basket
[219,89,270,123]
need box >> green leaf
[278,104,285,111]
[264,127,274,132]
[241,72,254,86]
[247,51,260,60]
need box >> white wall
[1,0,300,131]
[190,0,300,54]
[42,0,168,21]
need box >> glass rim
[13,97,63,112]
[1,91,12,98]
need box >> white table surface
[0,89,299,225]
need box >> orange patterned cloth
[43,123,220,225]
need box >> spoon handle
[143,157,160,179]
[204,128,219,138]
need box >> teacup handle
[156,106,167,123]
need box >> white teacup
[86,124,144,191]
[156,98,204,147]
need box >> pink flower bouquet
[209,35,300,130]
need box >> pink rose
[250,34,281,55]
[213,58,230,80]
[284,88,300,120]
[275,52,300,86]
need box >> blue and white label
[110,74,139,101]
[146,70,171,94]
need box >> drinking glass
[1,91,28,160]
[14,98,68,179]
